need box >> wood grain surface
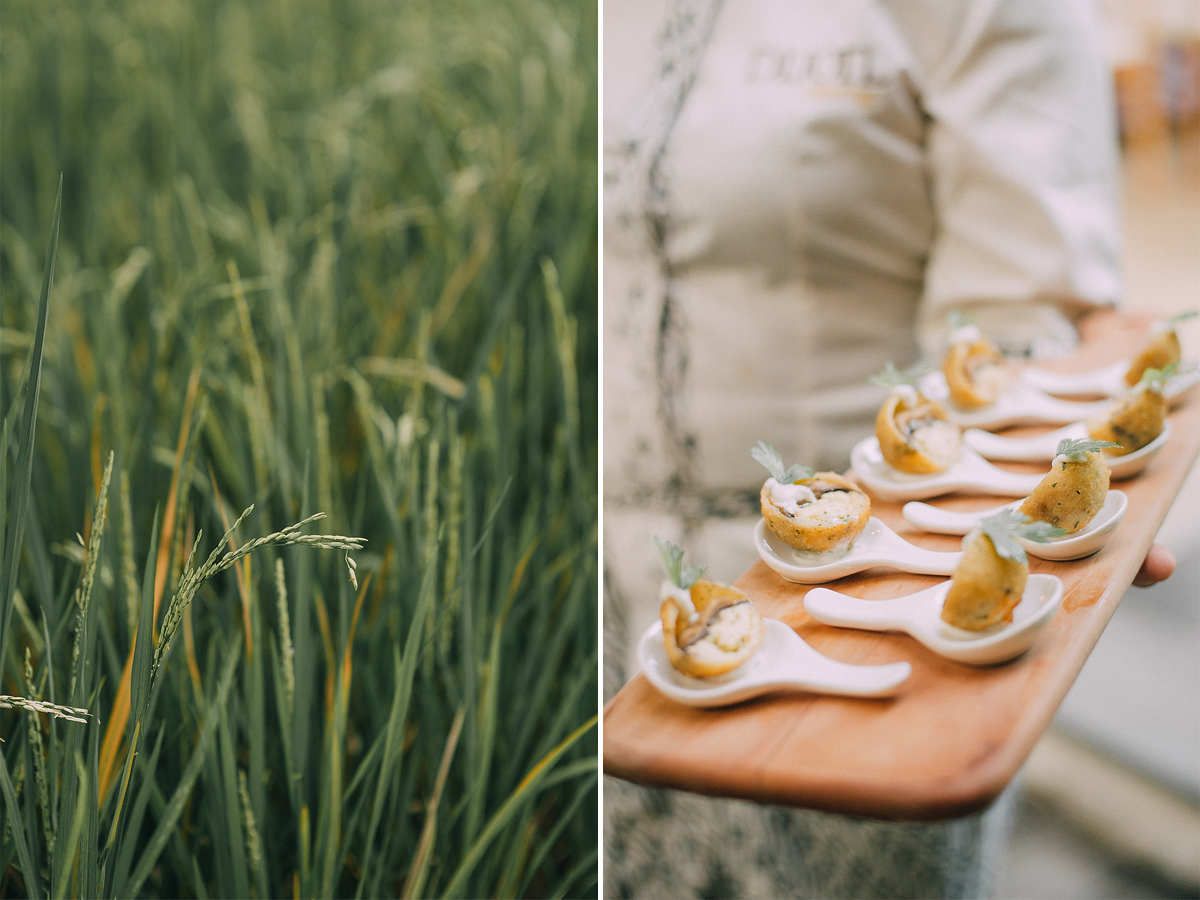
[603,311,1200,821]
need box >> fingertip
[1133,545,1176,587]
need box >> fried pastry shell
[759,472,871,554]
[941,528,1028,631]
[660,579,763,678]
[943,339,1011,409]
[1124,330,1180,386]
[1017,451,1109,534]
[1086,387,1165,456]
[875,391,961,474]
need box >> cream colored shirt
[604,0,1122,496]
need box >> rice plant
[0,0,599,896]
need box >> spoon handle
[1164,368,1200,403]
[962,425,1076,462]
[970,462,1043,496]
[901,500,1010,536]
[804,588,922,632]
[786,655,912,698]
[871,528,962,574]
[1022,390,1110,422]
[1020,360,1125,397]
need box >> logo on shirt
[747,44,888,99]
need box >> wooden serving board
[603,311,1200,821]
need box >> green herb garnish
[948,309,977,329]
[751,441,815,484]
[1160,310,1198,329]
[868,361,931,389]
[979,510,1065,564]
[655,536,705,590]
[1054,438,1121,462]
[1137,361,1179,392]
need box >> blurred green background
[0,0,597,896]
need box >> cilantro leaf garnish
[751,441,814,484]
[1161,310,1198,329]
[1054,438,1121,461]
[654,536,705,589]
[868,361,931,389]
[1137,361,1179,391]
[979,509,1065,564]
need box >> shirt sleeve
[902,0,1123,357]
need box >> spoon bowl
[901,490,1127,560]
[963,421,1171,480]
[1021,359,1199,406]
[755,517,961,584]
[851,437,1043,501]
[917,372,1110,429]
[804,575,1063,665]
[638,618,912,707]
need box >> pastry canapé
[1087,364,1171,455]
[1017,438,1118,534]
[871,362,961,474]
[941,313,1012,409]
[941,510,1062,631]
[656,537,763,678]
[753,442,871,554]
[1123,310,1196,386]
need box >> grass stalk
[1,178,60,664]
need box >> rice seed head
[0,695,90,724]
[24,649,54,860]
[275,558,295,710]
[239,769,265,889]
[152,508,365,684]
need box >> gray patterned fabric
[604,776,1016,900]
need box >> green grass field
[0,0,598,896]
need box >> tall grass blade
[129,509,160,729]
[517,768,598,899]
[548,847,599,900]
[400,705,465,900]
[51,752,87,900]
[109,727,164,900]
[217,704,250,900]
[1,178,60,661]
[126,638,241,898]
[76,717,100,900]
[357,549,438,898]
[0,748,41,899]
[441,714,598,899]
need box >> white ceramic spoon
[917,372,1109,430]
[804,575,1063,666]
[963,421,1171,481]
[900,491,1127,561]
[1021,359,1199,405]
[754,517,961,584]
[638,619,912,707]
[850,437,1043,502]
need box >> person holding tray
[603,0,1175,897]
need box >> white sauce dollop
[893,384,920,408]
[660,580,698,622]
[950,324,983,344]
[765,477,816,516]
